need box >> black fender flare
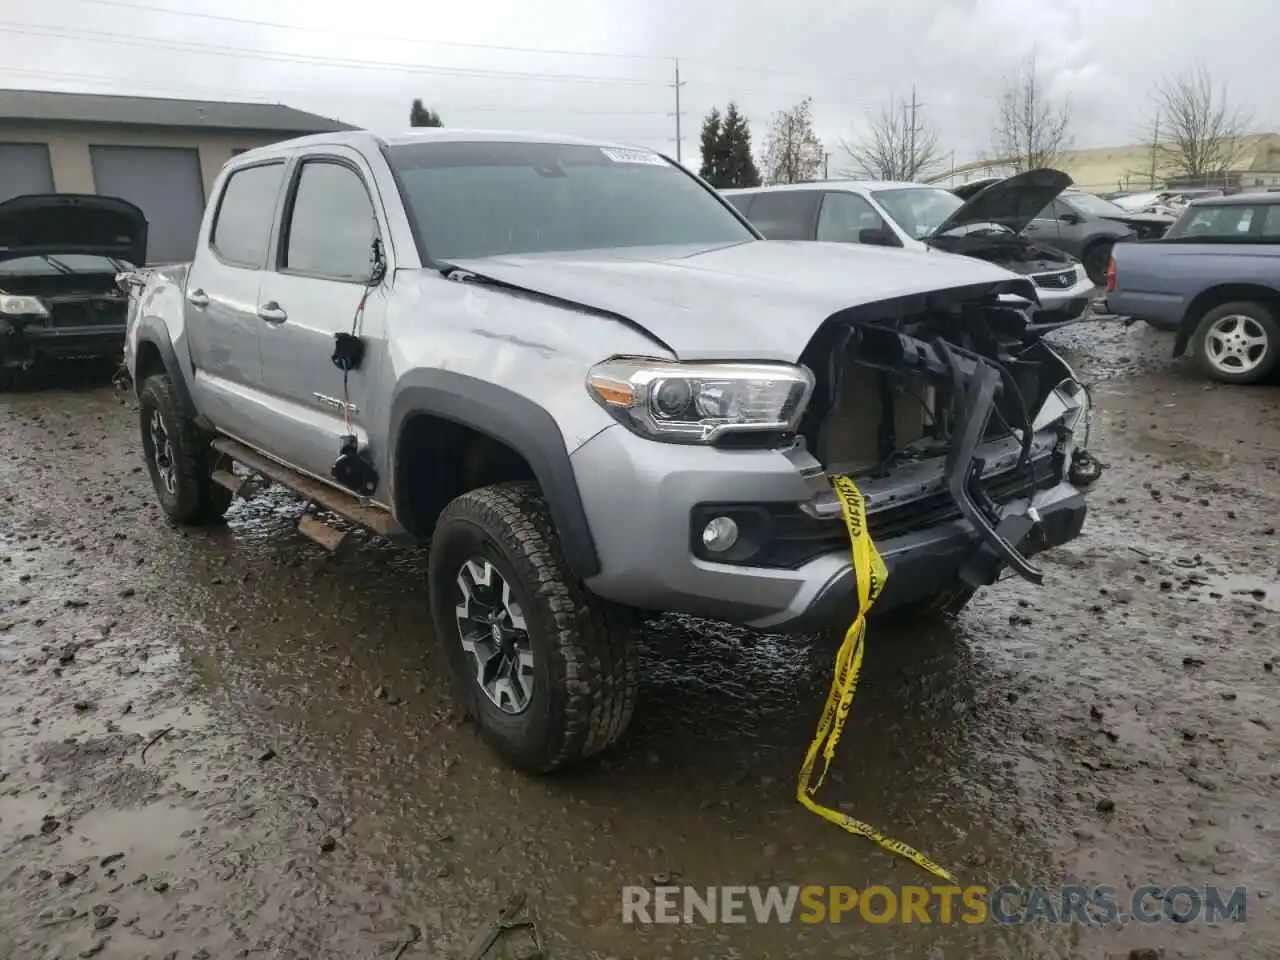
[389,370,601,579]
[134,316,197,418]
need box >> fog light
[701,516,739,553]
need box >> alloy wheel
[1203,314,1269,377]
[147,409,178,496]
[454,558,534,714]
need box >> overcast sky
[4,0,1277,171]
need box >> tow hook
[1069,448,1104,487]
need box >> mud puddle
[1,339,1277,960]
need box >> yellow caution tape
[796,474,958,883]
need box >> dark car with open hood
[724,169,1099,324]
[953,177,1175,286]
[0,193,146,387]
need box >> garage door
[0,143,55,202]
[90,145,205,264]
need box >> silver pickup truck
[122,129,1097,772]
[1105,192,1280,384]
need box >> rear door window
[742,191,821,240]
[210,162,285,268]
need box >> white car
[1113,188,1224,216]
[724,171,1099,322]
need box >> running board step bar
[210,437,405,540]
[296,512,351,553]
[211,468,255,499]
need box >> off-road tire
[1190,300,1280,385]
[428,481,638,773]
[1082,241,1113,287]
[137,374,232,525]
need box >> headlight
[586,359,814,444]
[0,293,49,318]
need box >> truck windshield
[385,140,755,260]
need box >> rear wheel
[428,481,638,773]
[1082,242,1113,286]
[1191,301,1280,385]
[137,374,232,524]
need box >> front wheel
[1191,301,1280,385]
[1082,242,1114,287]
[428,481,638,773]
[137,374,232,524]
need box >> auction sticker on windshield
[600,147,667,166]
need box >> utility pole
[1148,111,1160,188]
[907,86,919,180]
[823,151,830,179]
[668,58,686,163]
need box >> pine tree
[410,99,443,127]
[720,102,761,188]
[699,108,723,184]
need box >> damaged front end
[789,286,1100,596]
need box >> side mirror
[1058,211,1084,225]
[115,271,147,295]
[859,228,898,247]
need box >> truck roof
[1187,191,1280,207]
[229,128,657,164]
[721,180,931,195]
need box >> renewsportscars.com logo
[621,884,1248,926]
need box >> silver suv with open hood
[0,193,146,385]
[122,130,1100,772]
[725,169,1098,323]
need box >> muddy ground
[0,321,1276,960]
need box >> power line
[0,21,668,86]
[52,0,895,89]
[0,66,672,116]
[64,0,670,63]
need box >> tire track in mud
[0,327,1276,960]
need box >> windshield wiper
[41,255,76,275]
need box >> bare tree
[1150,64,1251,185]
[840,88,942,181]
[992,53,1072,171]
[762,98,824,184]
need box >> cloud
[4,0,1276,165]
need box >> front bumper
[0,321,126,367]
[574,423,1088,632]
[1031,269,1098,320]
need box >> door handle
[186,288,209,308]
[257,302,288,324]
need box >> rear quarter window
[740,191,820,241]
[1262,204,1280,237]
[210,162,286,268]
